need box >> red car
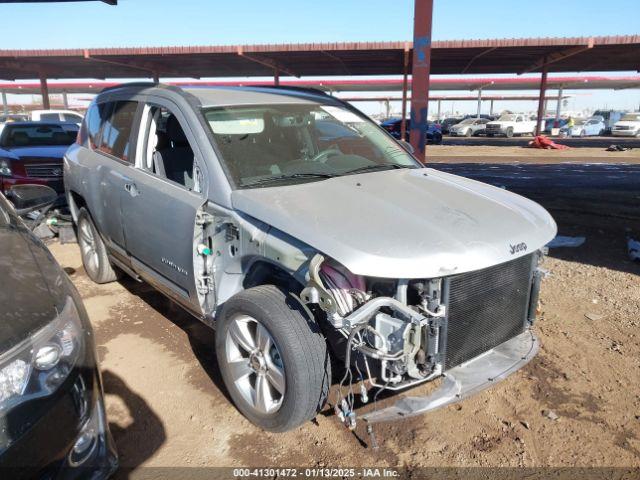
[0,122,78,197]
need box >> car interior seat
[11,131,29,146]
[153,115,194,189]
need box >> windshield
[621,113,640,122]
[498,114,518,121]
[0,124,78,147]
[457,119,474,125]
[203,103,419,188]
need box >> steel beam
[554,86,563,125]
[535,64,549,135]
[1,91,7,114]
[237,47,299,78]
[476,88,482,118]
[519,39,594,74]
[39,74,50,110]
[400,43,410,140]
[62,91,69,109]
[409,0,434,160]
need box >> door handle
[124,183,140,197]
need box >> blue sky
[2,0,639,48]
[1,0,639,115]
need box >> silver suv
[64,84,556,432]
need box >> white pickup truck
[485,114,536,137]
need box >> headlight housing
[0,296,83,414]
[0,159,11,177]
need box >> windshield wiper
[240,172,336,188]
[342,163,414,176]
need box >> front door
[120,101,208,312]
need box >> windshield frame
[201,101,422,190]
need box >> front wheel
[216,286,331,432]
[505,127,514,138]
[465,128,472,137]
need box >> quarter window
[98,101,138,162]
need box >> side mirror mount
[6,184,58,216]
[399,140,414,154]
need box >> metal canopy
[1,75,638,95]
[0,36,638,80]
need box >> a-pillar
[409,0,434,160]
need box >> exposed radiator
[443,254,535,369]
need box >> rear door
[120,99,208,313]
[87,100,140,265]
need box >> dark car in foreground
[0,185,117,479]
[380,118,443,144]
[0,122,79,198]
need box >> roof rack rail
[99,81,161,93]
[247,85,330,97]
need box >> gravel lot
[46,146,640,477]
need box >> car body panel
[0,194,117,478]
[232,168,556,279]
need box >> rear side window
[98,101,138,162]
[39,112,61,121]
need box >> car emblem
[52,168,62,176]
[509,242,527,254]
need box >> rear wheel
[216,285,331,432]
[580,129,586,137]
[465,128,472,137]
[77,208,119,284]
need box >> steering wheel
[310,147,342,164]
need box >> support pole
[400,43,410,141]
[476,88,482,118]
[39,74,50,110]
[535,63,549,136]
[490,99,494,116]
[274,69,280,86]
[152,71,160,83]
[436,99,441,121]
[409,0,434,161]
[1,91,7,114]
[62,91,69,109]
[554,86,563,126]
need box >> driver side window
[138,104,203,193]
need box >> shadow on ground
[102,370,166,479]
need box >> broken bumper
[362,330,539,423]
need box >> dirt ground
[45,147,640,477]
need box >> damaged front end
[301,252,543,425]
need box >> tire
[580,129,586,137]
[599,129,605,136]
[77,208,119,284]
[506,127,514,138]
[216,285,331,432]
[465,128,472,137]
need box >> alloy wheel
[79,220,99,274]
[225,314,286,414]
